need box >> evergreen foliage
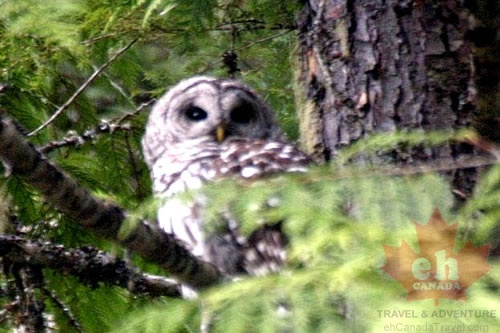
[0,1,498,332]
[111,160,499,332]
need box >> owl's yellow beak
[215,124,226,143]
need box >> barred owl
[142,76,311,276]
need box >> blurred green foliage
[0,1,498,332]
[113,161,499,333]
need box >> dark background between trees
[0,1,498,332]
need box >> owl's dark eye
[185,106,208,121]
[230,103,256,124]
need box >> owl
[142,76,311,276]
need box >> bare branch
[39,122,131,154]
[28,39,138,137]
[0,116,222,289]
[0,235,181,298]
[237,29,294,51]
[39,99,155,154]
[149,21,296,35]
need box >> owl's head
[142,76,283,166]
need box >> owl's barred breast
[151,138,311,197]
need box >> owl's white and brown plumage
[142,76,311,276]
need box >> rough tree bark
[296,0,496,206]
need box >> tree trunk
[467,0,499,144]
[296,0,493,206]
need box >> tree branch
[0,116,222,289]
[40,99,155,154]
[39,122,131,154]
[0,235,181,298]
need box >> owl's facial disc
[177,94,261,142]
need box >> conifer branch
[28,39,138,137]
[0,116,222,289]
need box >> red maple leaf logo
[382,207,492,306]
